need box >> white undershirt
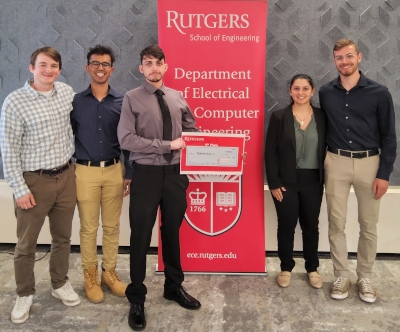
[39,90,52,98]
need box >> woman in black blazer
[265,74,326,289]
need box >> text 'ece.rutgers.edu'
[187,252,237,260]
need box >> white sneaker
[11,295,33,324]
[52,282,81,306]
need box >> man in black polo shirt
[71,45,133,303]
[319,39,396,303]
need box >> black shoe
[128,304,146,331]
[163,286,201,310]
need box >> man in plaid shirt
[0,47,81,325]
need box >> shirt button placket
[97,104,103,158]
[344,92,350,143]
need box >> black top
[319,71,396,180]
[265,105,326,190]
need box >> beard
[337,64,358,77]
[147,77,162,82]
[145,72,162,83]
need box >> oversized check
[180,132,245,174]
[186,146,238,167]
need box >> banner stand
[156,264,267,276]
[157,0,268,275]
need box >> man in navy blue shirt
[71,45,133,303]
[319,39,396,303]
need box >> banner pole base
[156,264,267,276]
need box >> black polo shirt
[319,71,396,180]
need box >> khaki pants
[75,161,124,270]
[324,151,380,278]
[14,165,76,296]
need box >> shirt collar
[24,78,57,99]
[83,85,120,98]
[143,80,165,95]
[355,71,368,87]
[333,71,368,88]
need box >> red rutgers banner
[157,0,268,273]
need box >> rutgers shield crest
[185,174,242,236]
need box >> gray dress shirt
[118,81,198,165]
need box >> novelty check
[180,132,245,174]
[186,146,238,167]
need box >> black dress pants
[272,169,323,273]
[125,163,189,305]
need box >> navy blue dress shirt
[319,72,396,180]
[71,85,133,179]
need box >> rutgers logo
[166,11,250,35]
[185,174,242,236]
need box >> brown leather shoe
[101,266,127,297]
[84,266,104,303]
[277,271,291,288]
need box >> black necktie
[155,89,173,162]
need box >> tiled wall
[1,0,399,183]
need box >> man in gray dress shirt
[118,45,201,331]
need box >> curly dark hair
[87,45,116,66]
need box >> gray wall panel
[1,0,399,184]
[265,0,400,184]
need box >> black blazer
[265,105,326,190]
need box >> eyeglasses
[334,53,357,62]
[88,61,112,68]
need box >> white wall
[0,181,399,253]
[264,185,400,253]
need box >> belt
[328,147,380,159]
[133,163,179,173]
[33,162,70,175]
[76,157,119,167]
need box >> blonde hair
[333,39,359,55]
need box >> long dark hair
[290,74,314,89]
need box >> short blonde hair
[333,39,359,55]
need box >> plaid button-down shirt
[0,79,75,199]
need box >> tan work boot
[101,266,127,297]
[84,266,104,303]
